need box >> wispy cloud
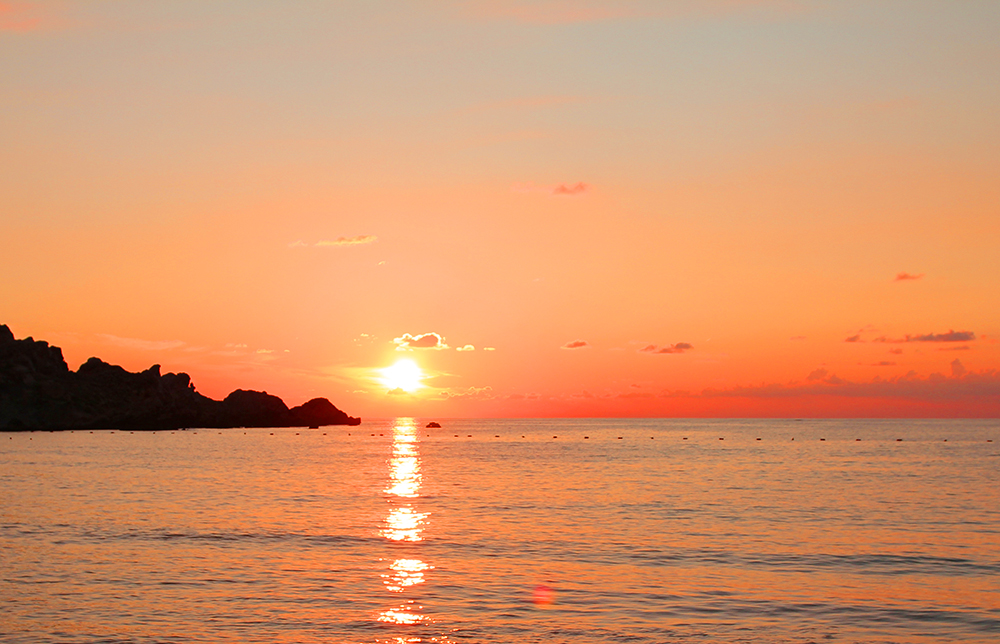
[456,345,476,352]
[394,332,449,351]
[874,330,976,344]
[562,340,590,349]
[512,181,590,196]
[289,235,377,248]
[894,272,924,281]
[316,235,377,247]
[440,386,495,401]
[552,182,588,195]
[699,368,1000,401]
[639,342,693,354]
[844,334,862,343]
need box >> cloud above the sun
[394,332,449,351]
[562,340,590,349]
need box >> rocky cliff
[0,325,360,430]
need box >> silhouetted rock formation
[0,325,360,430]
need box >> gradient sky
[2,0,998,417]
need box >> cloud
[511,181,590,196]
[844,334,862,343]
[290,235,377,248]
[315,235,378,247]
[483,347,496,351]
[97,334,185,351]
[874,330,976,343]
[951,360,966,378]
[456,345,475,352]
[552,182,588,195]
[639,342,693,354]
[888,348,903,355]
[618,391,655,399]
[894,272,924,281]
[806,368,828,381]
[440,386,495,400]
[695,369,1000,403]
[866,361,897,367]
[394,332,449,351]
[938,345,971,352]
[562,340,589,349]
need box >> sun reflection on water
[378,418,431,628]
[382,558,431,592]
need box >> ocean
[2,418,998,643]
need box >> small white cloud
[315,235,377,247]
[457,345,475,352]
[256,349,274,354]
[483,347,496,351]
[394,332,449,351]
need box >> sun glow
[380,359,423,393]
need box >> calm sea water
[2,418,999,643]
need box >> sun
[380,359,423,393]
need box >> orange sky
[2,1,998,417]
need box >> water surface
[3,418,999,643]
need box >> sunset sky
[2,0,998,417]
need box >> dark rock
[290,397,361,427]
[0,324,361,431]
[426,421,441,428]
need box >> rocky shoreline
[0,325,360,431]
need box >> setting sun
[380,359,423,393]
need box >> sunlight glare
[380,359,423,393]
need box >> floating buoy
[682,437,688,440]
[617,436,623,440]
[553,436,557,439]
[856,438,861,441]
[719,437,724,441]
[495,435,500,437]
[896,438,902,442]
[820,438,825,441]
[584,436,589,439]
